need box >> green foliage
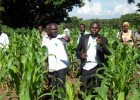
[120,13,140,27]
[0,24,140,100]
[0,27,48,99]
[0,0,84,28]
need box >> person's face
[123,25,129,32]
[38,26,43,33]
[49,25,58,38]
[80,25,85,33]
[90,23,100,34]
[50,25,57,34]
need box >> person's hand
[96,36,104,46]
[63,35,70,41]
[81,53,87,59]
[63,35,70,42]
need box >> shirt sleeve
[5,34,9,48]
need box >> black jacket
[76,34,111,67]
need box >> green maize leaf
[118,92,124,100]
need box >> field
[0,26,140,100]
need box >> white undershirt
[42,38,69,72]
[83,36,98,70]
[0,33,9,48]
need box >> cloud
[114,4,129,14]
[68,0,139,19]
[77,0,101,16]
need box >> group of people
[37,21,140,99]
[117,22,140,47]
[1,21,140,99]
[38,21,140,99]
[38,22,112,99]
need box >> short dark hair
[80,23,86,27]
[90,21,100,28]
[49,23,57,30]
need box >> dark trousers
[49,68,67,98]
[80,65,103,94]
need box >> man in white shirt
[42,23,69,98]
[134,26,140,47]
[76,22,110,95]
[0,26,9,48]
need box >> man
[77,23,89,43]
[42,23,69,98]
[0,25,9,48]
[134,26,140,47]
[76,21,110,94]
[38,25,47,41]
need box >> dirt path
[0,87,17,100]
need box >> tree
[120,13,140,27]
[0,0,84,28]
[127,0,140,12]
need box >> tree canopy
[0,0,84,28]
[128,0,140,11]
[0,0,139,28]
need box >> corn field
[0,26,140,100]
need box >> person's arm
[76,36,87,59]
[57,34,70,43]
[131,31,137,47]
[96,36,111,55]
[41,36,48,47]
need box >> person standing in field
[42,23,69,99]
[38,25,47,41]
[0,25,9,48]
[76,21,111,95]
[134,26,140,47]
[77,23,89,43]
[119,22,135,46]
[117,25,123,39]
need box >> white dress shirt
[0,33,9,48]
[42,37,69,72]
[83,36,98,70]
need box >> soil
[0,87,17,100]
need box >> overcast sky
[68,0,139,19]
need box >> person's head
[80,23,86,33]
[122,22,129,32]
[90,21,100,37]
[38,25,43,33]
[45,24,50,34]
[49,23,58,38]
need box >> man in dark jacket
[76,21,111,94]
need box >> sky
[68,0,139,19]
